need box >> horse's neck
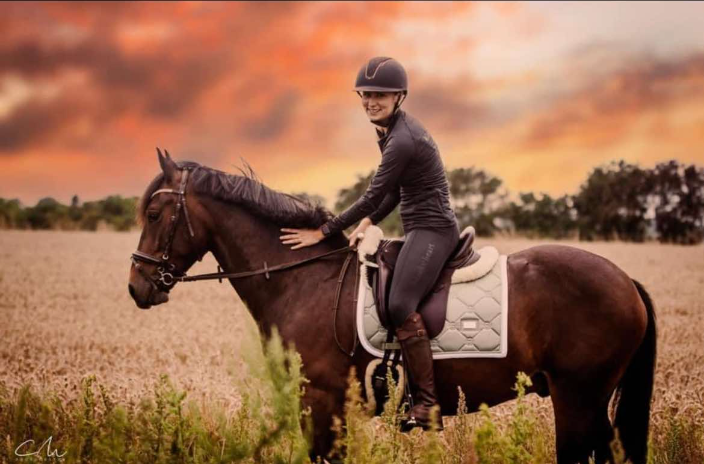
[202,198,348,328]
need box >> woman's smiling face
[360,91,399,123]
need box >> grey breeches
[388,224,460,328]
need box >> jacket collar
[375,110,403,143]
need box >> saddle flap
[373,240,403,328]
[417,267,454,338]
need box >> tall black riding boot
[395,312,443,431]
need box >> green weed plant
[1,348,701,464]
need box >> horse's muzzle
[128,281,169,310]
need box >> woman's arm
[321,138,412,236]
[368,186,401,225]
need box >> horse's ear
[157,147,166,169]
[156,147,178,182]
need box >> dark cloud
[0,93,85,152]
[241,91,300,142]
[2,37,231,108]
[0,2,422,156]
[523,52,704,149]
[405,81,490,132]
[0,37,232,152]
[0,2,309,153]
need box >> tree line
[333,159,704,245]
[0,195,137,231]
[1,159,702,244]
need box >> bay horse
[128,151,656,464]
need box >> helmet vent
[365,57,392,79]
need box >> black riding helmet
[354,57,408,127]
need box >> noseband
[131,168,196,291]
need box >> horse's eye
[147,211,160,222]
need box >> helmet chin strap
[370,93,407,128]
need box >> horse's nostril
[128,284,136,299]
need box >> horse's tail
[612,279,657,464]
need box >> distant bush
[3,159,703,242]
[0,195,139,232]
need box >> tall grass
[648,409,704,464]
[328,368,553,464]
[0,327,309,464]
[1,338,702,463]
[470,373,553,464]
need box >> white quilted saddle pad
[356,254,509,359]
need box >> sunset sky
[1,2,704,208]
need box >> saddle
[364,227,480,339]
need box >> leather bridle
[130,166,360,356]
[131,167,197,292]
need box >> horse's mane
[137,161,334,229]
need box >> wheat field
[1,230,703,452]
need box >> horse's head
[128,149,209,309]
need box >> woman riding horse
[129,55,656,462]
[279,56,459,431]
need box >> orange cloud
[522,52,704,151]
[1,2,703,208]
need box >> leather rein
[131,167,360,357]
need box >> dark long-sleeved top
[320,110,457,237]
